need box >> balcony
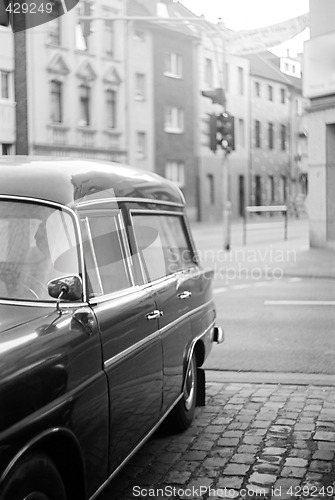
[77,127,97,148]
[48,124,69,145]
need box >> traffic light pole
[222,148,231,251]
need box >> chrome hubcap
[184,360,195,411]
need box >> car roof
[0,157,185,207]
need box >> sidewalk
[190,218,335,280]
[106,377,335,500]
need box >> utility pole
[222,149,231,250]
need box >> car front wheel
[0,453,67,500]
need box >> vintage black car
[0,158,223,500]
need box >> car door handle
[145,309,164,320]
[178,291,192,299]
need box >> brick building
[127,0,200,220]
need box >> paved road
[98,380,335,500]
[205,277,335,374]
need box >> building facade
[127,0,199,221]
[22,0,127,162]
[303,0,335,248]
[0,26,15,156]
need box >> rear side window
[132,213,195,283]
[81,211,132,298]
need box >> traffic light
[201,88,226,106]
[208,112,235,153]
[217,112,235,152]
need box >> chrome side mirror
[48,275,83,312]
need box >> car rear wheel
[167,352,197,432]
[0,453,67,500]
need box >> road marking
[231,284,251,290]
[213,287,228,294]
[264,300,335,306]
[287,277,302,282]
[254,281,269,287]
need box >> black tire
[0,453,67,500]
[167,352,197,433]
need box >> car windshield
[0,199,80,302]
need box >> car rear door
[79,206,163,473]
[130,211,195,413]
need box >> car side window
[132,213,195,283]
[81,212,132,298]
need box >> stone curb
[205,370,335,387]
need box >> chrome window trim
[116,212,135,287]
[130,209,184,217]
[79,208,135,299]
[0,195,87,303]
[75,197,184,209]
[103,298,214,368]
[129,210,197,285]
[88,284,140,305]
[81,216,104,296]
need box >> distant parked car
[0,157,223,500]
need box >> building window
[238,66,244,95]
[205,58,213,87]
[48,3,62,46]
[0,71,9,99]
[268,175,275,203]
[268,122,274,150]
[104,19,114,57]
[50,80,63,123]
[296,98,302,116]
[165,161,185,188]
[207,174,215,204]
[164,107,184,133]
[255,81,261,97]
[79,84,90,126]
[105,89,117,129]
[137,132,146,159]
[1,144,13,155]
[76,0,92,51]
[280,124,287,151]
[281,175,287,202]
[268,85,273,101]
[164,53,182,78]
[255,120,261,148]
[238,118,245,148]
[280,88,286,104]
[224,63,229,92]
[135,73,145,100]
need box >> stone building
[17,0,127,161]
[303,0,335,248]
[247,52,306,211]
[0,26,15,155]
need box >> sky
[180,0,310,56]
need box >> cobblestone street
[104,376,335,500]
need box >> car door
[130,211,193,414]
[79,207,163,473]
